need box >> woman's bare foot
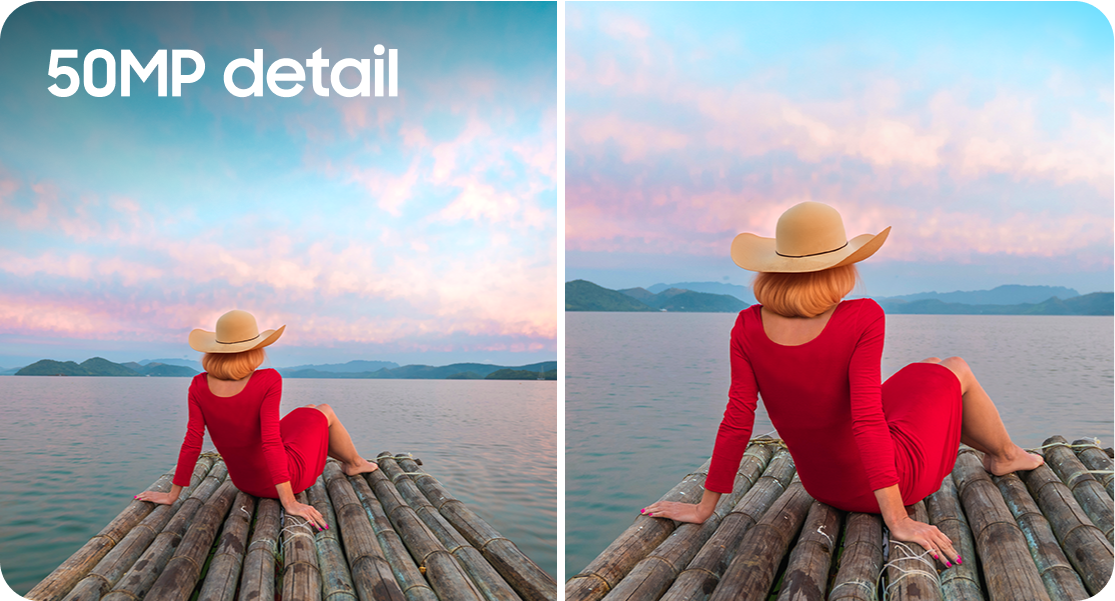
[982,445,1044,476]
[342,457,380,476]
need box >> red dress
[172,369,330,498]
[705,299,963,513]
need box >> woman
[134,310,379,531]
[641,202,1044,567]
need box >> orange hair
[202,348,266,381]
[752,265,859,318]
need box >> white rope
[834,579,874,601]
[816,524,834,548]
[1025,439,1106,453]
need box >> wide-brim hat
[188,310,285,354]
[731,201,891,273]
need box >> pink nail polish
[647,512,653,517]
[640,509,645,514]
[957,558,963,564]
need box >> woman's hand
[887,514,961,567]
[134,491,177,505]
[284,500,328,532]
[641,501,715,524]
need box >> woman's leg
[307,403,379,476]
[929,357,1044,475]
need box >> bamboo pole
[348,471,438,601]
[952,451,1052,601]
[195,490,257,601]
[395,454,556,601]
[658,447,796,601]
[706,478,814,601]
[59,455,219,601]
[282,490,323,601]
[1071,438,1114,499]
[1017,454,1114,596]
[197,491,257,601]
[141,478,240,601]
[829,513,884,601]
[773,500,843,601]
[885,501,942,601]
[1042,435,1114,543]
[361,460,486,601]
[599,442,776,601]
[925,474,983,601]
[377,454,522,601]
[993,472,1088,601]
[101,461,230,601]
[565,458,715,601]
[321,461,407,601]
[27,462,187,601]
[237,497,281,601]
[307,478,359,601]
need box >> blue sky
[566,2,1113,297]
[0,2,556,368]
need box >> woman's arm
[258,374,292,487]
[847,305,899,491]
[875,485,961,566]
[642,489,721,523]
[136,483,183,505]
[642,313,756,524]
[851,303,960,565]
[275,481,328,531]
[144,384,205,505]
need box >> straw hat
[730,202,891,273]
[188,310,285,354]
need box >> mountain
[15,357,199,377]
[617,285,748,313]
[878,285,1080,306]
[282,361,558,380]
[878,292,1113,316]
[138,358,205,372]
[81,357,142,376]
[0,366,21,375]
[140,363,200,377]
[277,360,399,374]
[617,287,656,302]
[486,368,557,380]
[567,280,656,311]
[648,281,755,303]
[655,291,748,312]
[16,360,96,376]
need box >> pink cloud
[1,169,555,346]
[601,14,651,40]
[568,58,1113,190]
[350,158,422,216]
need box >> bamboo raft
[26,452,556,601]
[567,435,1114,601]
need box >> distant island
[14,358,198,377]
[567,280,1114,316]
[11,357,557,380]
[567,280,747,312]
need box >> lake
[565,311,1114,575]
[0,377,556,595]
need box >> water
[0,377,556,594]
[566,312,1114,574]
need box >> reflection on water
[0,377,556,594]
[566,312,1113,575]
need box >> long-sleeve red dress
[705,298,963,513]
[172,369,330,498]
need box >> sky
[0,2,557,369]
[566,2,1114,298]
